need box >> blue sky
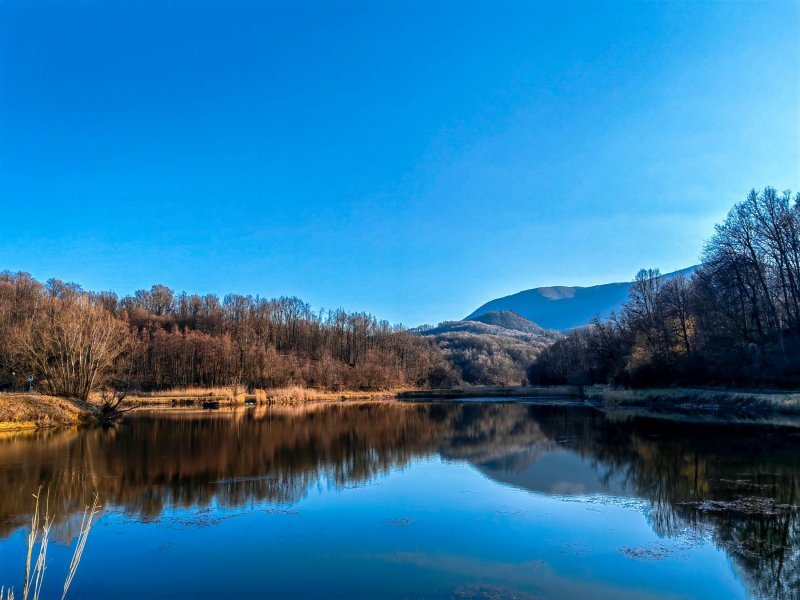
[1,1,798,325]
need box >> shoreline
[397,385,581,400]
[400,385,800,415]
[3,385,800,431]
[0,394,100,432]
[122,386,397,407]
[582,386,800,416]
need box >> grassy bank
[122,385,396,406]
[0,394,99,432]
[7,385,799,431]
[584,386,800,415]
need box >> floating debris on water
[680,496,800,516]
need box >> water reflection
[0,401,798,598]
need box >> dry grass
[118,386,237,399]
[113,386,241,406]
[0,395,98,432]
[122,385,396,406]
[262,385,393,405]
[584,386,800,414]
[2,489,100,600]
[106,386,235,405]
[124,384,585,407]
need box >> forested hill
[417,311,561,386]
[467,310,554,336]
[467,266,697,331]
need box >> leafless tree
[12,296,131,401]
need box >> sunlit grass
[121,384,395,406]
[0,395,97,431]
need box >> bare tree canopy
[0,277,452,394]
[530,187,800,388]
[11,296,131,401]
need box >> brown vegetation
[0,274,456,401]
[0,394,98,431]
[123,385,396,406]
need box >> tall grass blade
[61,493,101,600]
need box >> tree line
[0,275,456,400]
[529,187,800,388]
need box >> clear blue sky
[1,1,798,326]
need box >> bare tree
[13,296,131,401]
[661,274,694,355]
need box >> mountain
[466,266,698,331]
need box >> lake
[0,401,798,599]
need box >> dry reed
[122,385,393,406]
[0,395,96,431]
[2,489,100,600]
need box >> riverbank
[397,385,580,400]
[5,385,800,432]
[584,386,800,415]
[0,387,401,430]
[398,385,800,418]
[0,394,99,432]
[122,385,396,407]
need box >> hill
[467,310,553,335]
[466,266,697,331]
[418,312,562,386]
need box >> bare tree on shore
[11,296,131,402]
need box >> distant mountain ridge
[467,266,697,331]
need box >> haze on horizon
[1,0,798,326]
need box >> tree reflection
[0,402,798,597]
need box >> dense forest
[0,276,457,399]
[530,188,800,388]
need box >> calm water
[0,401,798,599]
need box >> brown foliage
[0,274,450,394]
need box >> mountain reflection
[0,401,798,598]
